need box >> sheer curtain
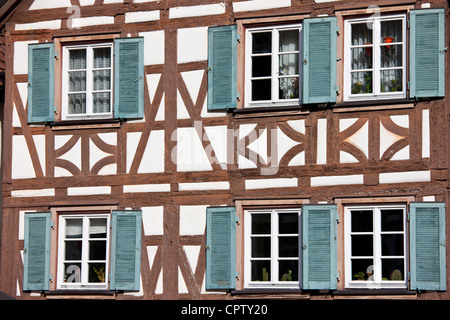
[278,30,299,100]
[350,22,373,94]
[93,47,111,113]
[380,20,403,93]
[69,49,87,114]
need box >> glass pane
[69,71,86,92]
[68,93,86,114]
[381,20,403,43]
[279,77,299,100]
[64,263,81,283]
[381,44,402,68]
[380,69,402,93]
[381,209,404,231]
[252,32,271,54]
[89,240,107,260]
[279,53,298,76]
[350,71,372,94]
[65,240,82,260]
[351,259,373,281]
[251,237,270,258]
[381,234,404,256]
[93,47,111,68]
[351,235,373,256]
[65,219,83,238]
[351,47,372,70]
[279,30,299,52]
[279,260,298,281]
[93,92,111,113]
[251,214,271,234]
[279,236,298,257]
[69,49,86,70]
[351,210,373,232]
[252,79,271,101]
[89,262,106,283]
[382,259,404,281]
[93,70,111,91]
[252,56,271,77]
[278,212,298,234]
[351,22,373,46]
[251,260,270,281]
[89,218,107,238]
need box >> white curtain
[278,30,299,99]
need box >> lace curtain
[278,30,299,99]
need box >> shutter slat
[28,44,55,123]
[23,212,51,291]
[207,25,238,111]
[114,38,144,119]
[302,205,337,290]
[410,203,446,291]
[206,207,236,289]
[410,9,445,98]
[110,210,142,291]
[302,17,337,104]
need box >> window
[245,24,301,108]
[344,14,406,101]
[344,205,407,289]
[57,214,110,290]
[62,43,113,120]
[244,208,300,288]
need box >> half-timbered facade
[0,0,449,300]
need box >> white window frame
[245,24,302,108]
[344,14,407,102]
[57,213,111,290]
[244,208,301,289]
[344,204,407,289]
[61,42,114,121]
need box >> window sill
[333,98,415,113]
[333,289,417,300]
[234,105,309,119]
[231,289,310,299]
[45,290,116,299]
[50,118,121,131]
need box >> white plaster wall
[245,178,298,190]
[125,10,160,23]
[317,119,327,164]
[55,135,81,177]
[142,206,164,236]
[90,132,117,175]
[179,205,207,236]
[177,27,208,64]
[233,0,291,12]
[169,3,225,19]
[12,135,45,179]
[140,31,165,65]
[14,41,38,75]
[15,20,61,31]
[29,0,70,10]
[176,127,212,172]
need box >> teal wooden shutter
[114,38,144,119]
[410,9,445,98]
[302,17,337,104]
[206,206,237,289]
[207,25,238,111]
[23,212,52,291]
[409,202,446,291]
[110,210,142,291]
[302,205,338,290]
[28,43,55,123]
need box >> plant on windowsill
[93,265,105,282]
[353,271,366,281]
[281,270,292,281]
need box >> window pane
[278,212,298,234]
[93,92,111,113]
[381,209,404,231]
[93,47,111,68]
[251,214,271,234]
[351,71,372,94]
[68,93,86,114]
[279,236,298,257]
[89,240,107,260]
[279,53,298,76]
[381,234,404,256]
[252,32,271,54]
[251,260,270,281]
[279,260,298,281]
[93,70,111,91]
[279,30,299,52]
[89,218,107,238]
[382,259,404,281]
[381,20,403,43]
[351,47,372,70]
[351,235,373,256]
[381,44,402,68]
[279,77,299,100]
[252,55,271,77]
[380,69,402,93]
[252,79,271,101]
[351,210,373,232]
[64,263,81,283]
[351,22,373,46]
[69,71,86,92]
[351,259,373,281]
[69,49,86,70]
[251,237,271,258]
[89,262,106,283]
[65,240,82,260]
[65,219,83,238]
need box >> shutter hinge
[440,47,448,54]
[236,92,240,101]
